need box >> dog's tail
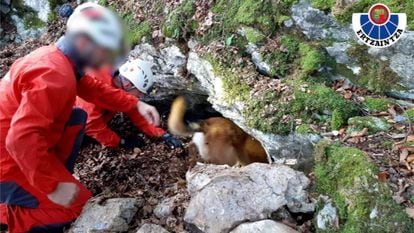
[168,96,201,136]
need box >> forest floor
[1,2,414,232]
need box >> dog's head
[190,118,244,165]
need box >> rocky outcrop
[230,220,298,233]
[186,51,320,168]
[184,163,314,233]
[129,42,206,104]
[70,198,140,233]
[23,0,50,22]
[291,0,353,42]
[316,202,339,230]
[368,31,414,89]
[291,0,414,93]
[136,224,170,233]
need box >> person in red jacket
[0,3,160,232]
[77,59,183,149]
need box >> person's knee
[68,108,88,126]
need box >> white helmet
[66,2,123,50]
[119,59,154,94]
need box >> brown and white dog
[168,96,268,166]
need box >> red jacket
[0,45,138,195]
[75,68,165,147]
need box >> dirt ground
[75,114,195,232]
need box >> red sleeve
[77,74,138,113]
[126,109,165,138]
[85,113,121,147]
[5,68,78,194]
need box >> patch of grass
[23,11,46,29]
[404,109,414,121]
[162,0,197,39]
[348,116,391,134]
[243,27,266,44]
[293,84,359,130]
[199,0,296,43]
[311,0,414,30]
[123,12,152,45]
[299,43,326,75]
[263,34,300,77]
[363,97,391,113]
[314,143,413,233]
[47,0,65,22]
[296,124,314,134]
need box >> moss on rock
[314,142,413,233]
[347,116,391,133]
[296,124,314,134]
[198,0,296,43]
[346,45,401,93]
[263,34,301,77]
[122,12,152,45]
[243,27,266,44]
[363,97,391,113]
[205,51,358,134]
[299,43,326,75]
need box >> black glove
[162,133,183,149]
[58,3,74,18]
[120,136,145,149]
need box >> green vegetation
[331,109,344,130]
[47,0,65,22]
[346,45,400,92]
[243,27,266,44]
[310,0,414,30]
[12,0,47,27]
[162,0,197,39]
[404,109,414,121]
[314,142,413,233]
[296,124,314,134]
[263,34,327,78]
[363,97,391,113]
[194,0,297,43]
[122,12,152,45]
[263,34,300,77]
[205,51,358,134]
[348,116,391,134]
[23,11,46,29]
[299,43,325,75]
[310,0,336,11]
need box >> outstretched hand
[47,182,79,207]
[137,101,160,126]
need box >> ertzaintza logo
[352,3,407,48]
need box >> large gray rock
[291,0,353,42]
[10,14,44,43]
[368,31,414,89]
[154,196,175,219]
[23,0,50,22]
[184,163,314,233]
[245,43,273,77]
[230,220,298,233]
[136,224,170,233]
[70,198,139,233]
[186,52,320,169]
[316,202,339,230]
